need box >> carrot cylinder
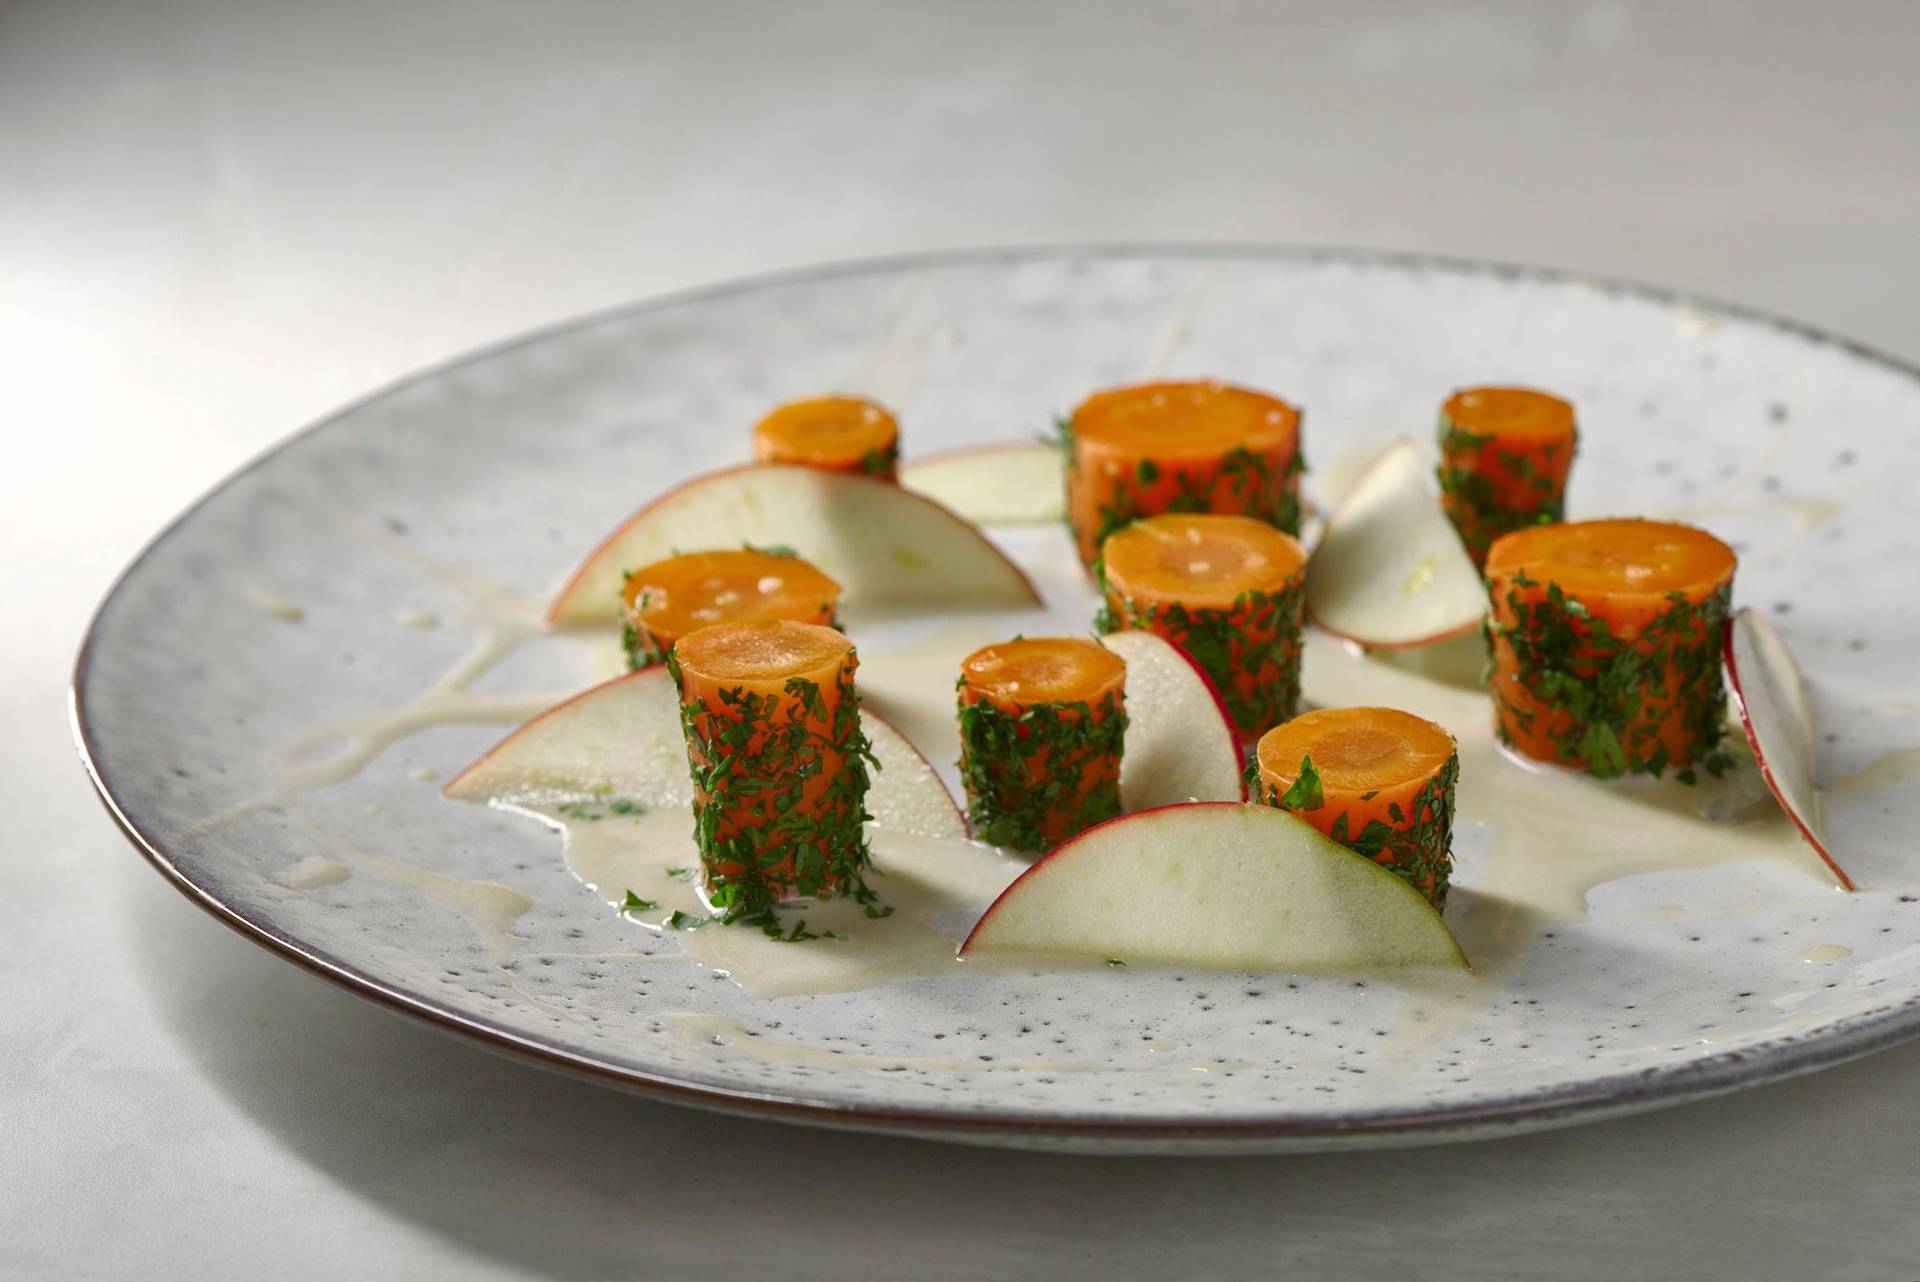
[1097,514,1307,744]
[669,620,875,917]
[753,395,900,479]
[957,637,1127,852]
[1064,380,1303,569]
[1484,518,1736,779]
[621,548,842,669]
[1253,707,1459,908]
[1437,386,1578,565]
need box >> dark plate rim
[71,242,1920,1149]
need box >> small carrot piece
[753,395,900,479]
[1484,518,1736,779]
[1064,380,1303,569]
[957,637,1127,851]
[1437,386,1578,565]
[669,620,875,916]
[1097,514,1307,744]
[621,548,842,669]
[1252,707,1459,908]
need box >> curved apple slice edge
[1723,608,1855,891]
[548,463,1042,625]
[443,665,968,842]
[1098,630,1245,806]
[1305,438,1488,650]
[959,802,1466,971]
[899,441,1063,525]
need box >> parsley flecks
[1068,436,1304,565]
[1436,414,1574,565]
[858,444,899,478]
[668,647,884,926]
[1487,569,1731,782]
[956,688,1126,853]
[1097,566,1306,742]
[1251,751,1459,908]
[556,796,647,822]
[621,890,659,913]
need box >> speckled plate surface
[75,246,1920,1153]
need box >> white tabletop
[7,2,1919,1277]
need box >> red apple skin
[1306,443,1487,651]
[441,666,968,836]
[547,463,1043,625]
[1722,609,1856,892]
[957,801,1246,957]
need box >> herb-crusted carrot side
[957,637,1127,852]
[621,547,842,669]
[669,620,878,922]
[1437,386,1578,565]
[1484,518,1735,780]
[1063,380,1303,569]
[1095,513,1307,744]
[1250,707,1459,908]
[753,395,900,479]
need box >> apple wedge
[549,464,1041,624]
[1098,630,1243,808]
[1306,438,1487,649]
[1724,608,1854,890]
[959,802,1465,970]
[899,442,1064,525]
[444,666,967,841]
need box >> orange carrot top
[1064,380,1303,568]
[1253,707,1459,907]
[956,637,1127,852]
[1484,518,1735,779]
[621,548,842,669]
[1097,514,1307,743]
[753,395,900,478]
[669,620,877,920]
[1437,386,1577,565]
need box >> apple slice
[959,802,1465,970]
[549,464,1042,624]
[444,666,967,841]
[1098,630,1243,808]
[1724,608,1854,890]
[1306,438,1486,649]
[900,442,1064,525]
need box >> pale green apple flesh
[899,442,1064,525]
[1097,630,1243,809]
[444,666,968,841]
[1306,438,1487,649]
[1725,607,1854,889]
[548,464,1042,624]
[960,802,1465,970]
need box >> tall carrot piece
[1436,386,1578,565]
[1484,518,1735,779]
[753,395,900,479]
[621,548,842,669]
[957,637,1127,852]
[669,620,876,920]
[1064,380,1303,569]
[1252,707,1459,908]
[1096,513,1307,744]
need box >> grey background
[7,1,1918,1277]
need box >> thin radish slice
[959,802,1464,970]
[1098,630,1243,809]
[1724,608,1854,890]
[1306,438,1486,649]
[445,667,967,841]
[900,442,1064,525]
[549,464,1041,624]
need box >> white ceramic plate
[75,246,1920,1153]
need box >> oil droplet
[1800,943,1853,964]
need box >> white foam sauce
[224,478,1920,1082]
